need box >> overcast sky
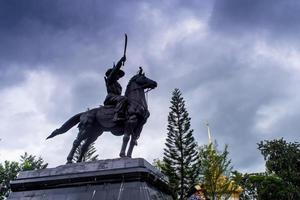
[0,0,300,173]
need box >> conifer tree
[20,152,48,171]
[73,142,99,162]
[162,88,199,200]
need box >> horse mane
[125,74,140,97]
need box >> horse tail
[46,112,83,139]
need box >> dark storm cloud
[194,66,293,170]
[210,0,300,44]
[0,0,123,34]
[0,0,126,68]
[207,0,300,168]
[151,0,300,168]
[0,0,210,69]
[0,0,148,112]
[162,35,296,171]
[0,0,213,114]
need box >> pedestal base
[8,158,174,200]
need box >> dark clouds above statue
[211,0,300,44]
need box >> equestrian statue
[46,35,157,163]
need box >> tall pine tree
[162,88,199,200]
[73,142,99,162]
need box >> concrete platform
[8,158,174,200]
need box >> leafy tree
[162,89,199,200]
[258,138,300,185]
[0,161,20,199]
[20,152,48,171]
[239,173,299,200]
[73,142,99,162]
[256,138,300,199]
[198,143,236,200]
[0,153,48,199]
[239,139,300,200]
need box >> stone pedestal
[8,158,174,200]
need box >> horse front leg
[119,116,136,157]
[127,123,144,158]
[126,136,137,158]
[119,133,130,157]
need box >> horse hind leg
[120,116,138,158]
[77,132,101,162]
[66,130,86,164]
[119,133,130,157]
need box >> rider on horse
[77,56,127,132]
[47,35,159,161]
[104,55,127,122]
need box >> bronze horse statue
[46,69,157,163]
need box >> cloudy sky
[0,0,300,173]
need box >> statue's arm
[106,56,126,82]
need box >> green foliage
[20,152,48,171]
[0,153,48,199]
[256,138,300,199]
[73,142,99,162]
[239,173,299,200]
[198,143,234,200]
[251,174,286,200]
[152,158,165,172]
[234,172,257,200]
[162,89,199,200]
[258,138,300,185]
[239,138,300,200]
[0,161,20,199]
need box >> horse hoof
[66,161,73,164]
[119,153,126,158]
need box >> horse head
[125,67,157,96]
